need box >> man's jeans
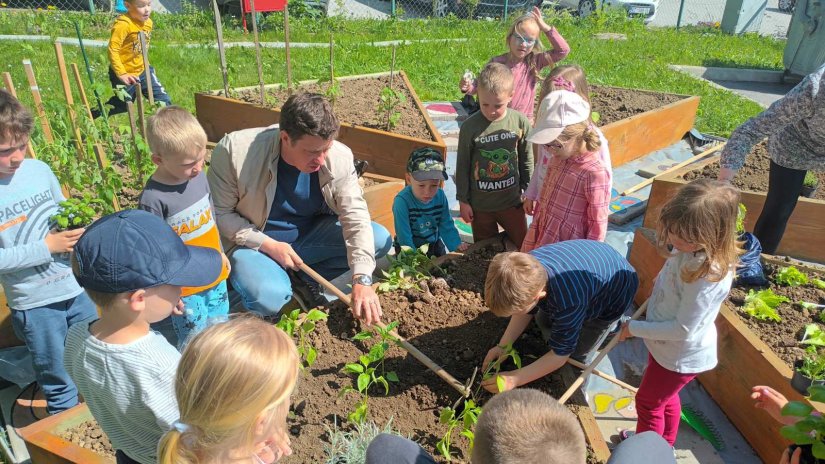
[11,292,97,414]
[230,216,392,317]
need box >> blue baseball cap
[73,209,222,293]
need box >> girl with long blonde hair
[458,7,570,123]
[158,316,299,464]
[617,179,740,447]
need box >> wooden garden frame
[361,172,405,237]
[643,153,825,263]
[628,227,825,464]
[194,71,447,179]
[18,404,114,464]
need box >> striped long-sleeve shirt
[529,240,639,356]
[64,320,180,464]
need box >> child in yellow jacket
[99,0,172,117]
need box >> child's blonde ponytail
[582,124,601,153]
[158,429,198,464]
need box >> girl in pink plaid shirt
[521,90,611,252]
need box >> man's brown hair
[0,89,34,143]
[279,93,339,142]
[484,252,547,316]
[477,62,514,96]
[472,389,586,464]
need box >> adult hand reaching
[351,283,382,326]
[260,238,303,270]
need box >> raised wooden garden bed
[590,85,700,167]
[18,403,114,464]
[362,172,405,237]
[195,71,446,179]
[644,144,825,263]
[628,228,825,464]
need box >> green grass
[0,8,784,137]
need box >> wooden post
[329,33,334,84]
[284,5,292,94]
[23,60,54,143]
[92,144,121,211]
[135,82,147,139]
[70,64,94,121]
[212,0,230,96]
[138,31,154,106]
[248,0,266,105]
[385,44,397,130]
[126,102,141,162]
[1,72,38,160]
[54,42,84,159]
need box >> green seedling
[590,111,601,123]
[50,196,105,231]
[275,308,328,369]
[742,288,788,322]
[775,266,809,287]
[436,398,482,461]
[342,321,401,424]
[378,244,439,292]
[378,86,406,130]
[781,385,825,458]
[736,203,747,235]
[813,279,825,290]
[801,324,825,347]
[479,343,522,395]
[804,171,818,188]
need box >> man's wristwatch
[352,274,373,286]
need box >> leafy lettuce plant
[736,203,747,235]
[775,266,810,287]
[801,324,825,347]
[780,385,825,459]
[742,289,789,322]
[813,279,825,290]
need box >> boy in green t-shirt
[456,62,533,249]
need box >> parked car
[545,0,659,22]
[411,0,539,18]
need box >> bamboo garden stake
[53,42,84,159]
[329,34,334,84]
[126,102,141,159]
[135,82,147,139]
[138,31,154,106]
[71,63,94,121]
[211,0,230,96]
[248,0,266,105]
[22,60,54,143]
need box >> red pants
[635,354,698,446]
[471,205,527,249]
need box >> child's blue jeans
[101,66,172,116]
[11,292,97,414]
[172,280,229,349]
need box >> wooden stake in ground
[559,300,648,404]
[329,33,334,84]
[211,0,230,96]
[385,44,397,131]
[70,63,94,121]
[566,358,638,393]
[53,42,84,159]
[284,5,292,94]
[248,0,266,105]
[126,102,141,161]
[2,72,38,160]
[135,82,147,139]
[298,263,470,397]
[615,143,725,199]
[138,31,154,106]
[23,60,54,143]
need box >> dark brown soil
[60,420,114,458]
[731,263,825,368]
[233,75,434,142]
[288,242,602,463]
[590,85,685,127]
[682,141,825,200]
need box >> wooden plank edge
[399,70,446,147]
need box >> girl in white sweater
[618,179,740,446]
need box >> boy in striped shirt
[64,210,222,464]
[480,240,638,393]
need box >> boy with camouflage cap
[392,148,467,257]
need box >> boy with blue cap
[393,148,468,257]
[64,209,222,464]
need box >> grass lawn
[0,8,785,137]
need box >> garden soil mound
[590,85,684,126]
[60,420,114,458]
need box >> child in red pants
[617,179,740,446]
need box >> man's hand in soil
[45,228,85,254]
[459,202,474,224]
[751,385,798,425]
[352,283,382,326]
[481,371,519,393]
[260,238,303,270]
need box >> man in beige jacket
[207,93,392,323]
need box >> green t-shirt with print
[455,110,533,213]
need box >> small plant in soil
[776,266,810,287]
[804,171,819,188]
[736,203,747,235]
[342,321,401,424]
[51,196,105,231]
[275,308,328,369]
[377,86,406,130]
[815,279,825,290]
[379,244,439,292]
[436,398,482,461]
[801,325,825,347]
[480,343,522,394]
[742,288,788,322]
[780,385,825,459]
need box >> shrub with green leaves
[742,288,788,322]
[775,266,809,287]
[275,308,328,369]
[780,385,825,458]
[341,321,401,424]
[378,244,438,292]
[50,196,105,231]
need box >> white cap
[527,90,591,145]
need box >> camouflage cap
[406,147,448,182]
